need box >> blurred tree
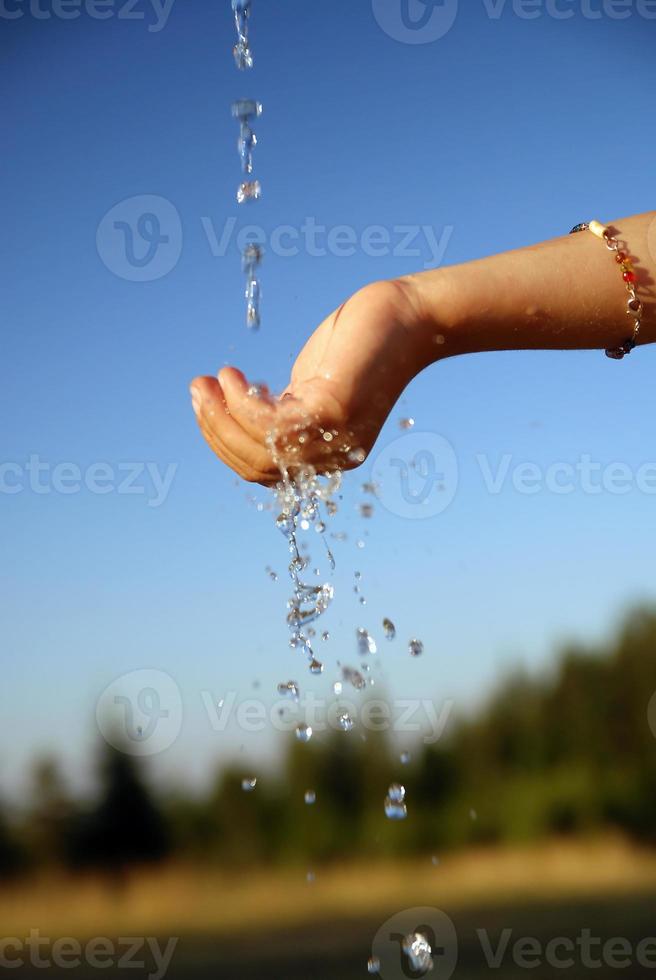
[70,740,170,881]
[24,757,77,869]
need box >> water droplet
[383,618,396,640]
[409,638,424,657]
[359,596,366,606]
[359,503,374,519]
[361,482,376,495]
[232,0,253,69]
[342,666,366,691]
[233,39,253,70]
[231,98,262,122]
[295,723,313,743]
[309,659,324,675]
[277,680,300,701]
[367,957,381,975]
[304,790,316,805]
[402,934,433,973]
[356,539,365,549]
[315,521,326,533]
[384,797,407,820]
[333,681,343,696]
[237,180,261,204]
[348,448,366,463]
[399,418,415,430]
[338,711,354,732]
[389,783,405,803]
[400,751,411,765]
[321,631,330,642]
[357,628,377,656]
[241,777,257,792]
[276,513,295,536]
[322,431,333,442]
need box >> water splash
[383,618,396,640]
[295,723,313,743]
[384,783,407,820]
[357,628,377,656]
[338,711,354,732]
[277,680,300,701]
[232,98,262,175]
[342,666,367,691]
[232,0,253,69]
[402,933,433,973]
[409,638,424,657]
[237,180,262,204]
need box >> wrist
[395,268,470,370]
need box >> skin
[190,212,656,485]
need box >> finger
[219,366,313,446]
[190,377,278,483]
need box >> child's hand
[190,279,426,485]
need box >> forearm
[405,212,656,365]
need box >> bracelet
[570,220,642,360]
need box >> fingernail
[190,384,201,415]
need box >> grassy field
[4,836,656,978]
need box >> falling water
[230,2,263,328]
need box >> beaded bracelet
[570,220,642,359]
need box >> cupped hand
[190,279,425,485]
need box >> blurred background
[3,0,656,976]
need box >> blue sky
[2,0,656,800]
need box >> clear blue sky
[2,0,656,801]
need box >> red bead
[623,270,637,284]
[615,252,626,263]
